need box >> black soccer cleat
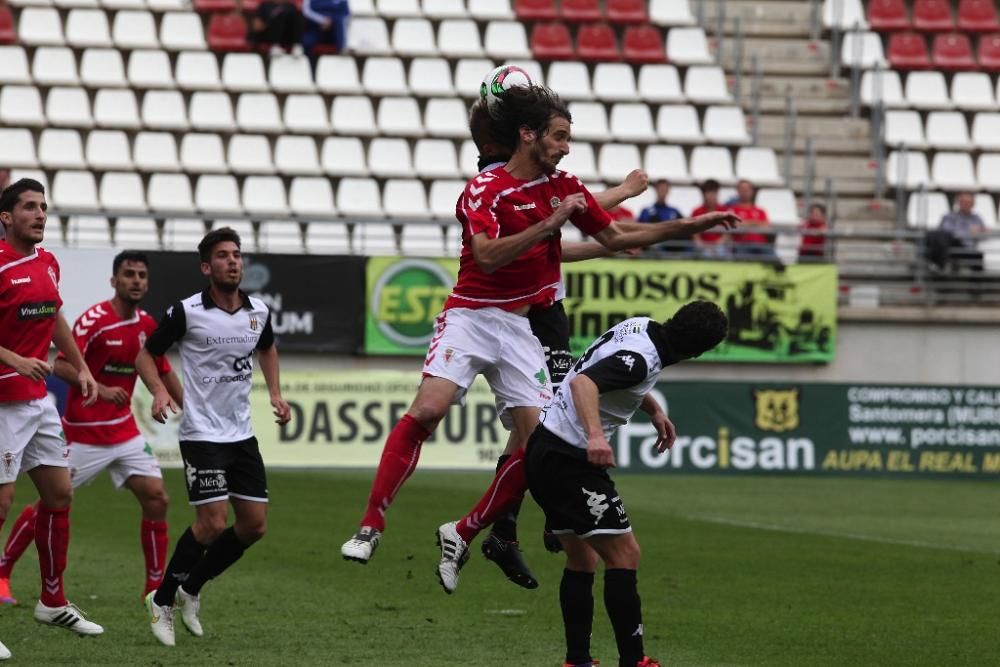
[481,533,539,590]
[543,529,564,554]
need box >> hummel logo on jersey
[617,353,636,370]
[469,184,487,196]
[105,339,123,346]
[581,487,610,525]
[514,203,536,211]
[469,198,483,211]
[10,277,30,285]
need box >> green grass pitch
[0,470,997,666]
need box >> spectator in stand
[798,203,829,261]
[638,179,685,254]
[691,179,728,258]
[728,179,775,260]
[302,0,350,59]
[927,192,985,272]
[248,0,304,55]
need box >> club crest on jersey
[138,331,147,347]
[249,315,258,331]
[47,266,58,288]
[550,196,561,208]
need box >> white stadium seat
[86,130,132,170]
[690,146,736,184]
[38,129,86,169]
[128,50,174,89]
[656,105,703,144]
[468,0,513,20]
[236,93,284,133]
[823,0,867,29]
[972,113,1000,151]
[349,0,376,15]
[906,190,949,228]
[0,47,32,85]
[378,0,420,17]
[162,218,207,249]
[568,102,610,141]
[133,131,180,172]
[598,144,642,182]
[316,56,362,94]
[509,59,544,86]
[445,223,462,254]
[227,134,275,175]
[666,27,712,65]
[704,106,751,145]
[438,19,484,58]
[905,71,952,110]
[1,86,45,126]
[337,178,383,218]
[460,139,478,176]
[160,12,207,51]
[259,221,304,253]
[377,97,425,136]
[148,174,195,213]
[401,223,446,256]
[559,142,598,181]
[274,136,322,175]
[67,217,111,247]
[222,54,268,92]
[610,103,656,142]
[32,47,79,86]
[284,94,330,134]
[331,96,378,136]
[348,17,392,55]
[176,51,222,90]
[593,63,638,102]
[840,31,886,69]
[66,9,112,48]
[884,110,926,148]
[45,86,93,127]
[650,0,696,26]
[975,193,998,229]
[484,21,530,59]
[383,179,432,219]
[860,69,905,108]
[363,57,409,96]
[414,139,460,179]
[643,145,689,183]
[454,58,495,97]
[637,64,684,104]
[242,176,289,217]
[429,179,465,219]
[142,89,189,130]
[19,8,65,46]
[114,218,160,249]
[210,220,255,251]
[392,18,438,56]
[424,98,468,138]
[269,55,315,93]
[409,58,455,97]
[80,48,127,87]
[52,170,100,210]
[886,150,930,189]
[684,65,731,104]
[950,72,994,111]
[369,137,414,178]
[305,223,352,254]
[755,188,798,225]
[112,10,158,49]
[189,92,236,132]
[926,111,971,150]
[99,172,146,211]
[93,88,140,128]
[931,152,977,190]
[196,175,242,215]
[0,129,39,168]
[735,148,783,187]
[322,137,368,176]
[423,0,467,19]
[290,177,337,216]
[548,62,593,100]
[355,222,398,254]
[180,133,227,173]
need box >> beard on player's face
[209,260,242,292]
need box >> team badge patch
[249,316,258,331]
[550,196,561,208]
[2,452,14,477]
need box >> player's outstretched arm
[593,169,649,211]
[569,374,616,468]
[257,345,291,425]
[640,394,676,453]
[592,210,742,252]
[52,314,98,406]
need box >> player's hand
[78,368,99,407]
[621,169,648,198]
[551,193,588,228]
[98,384,130,407]
[689,211,741,233]
[271,395,292,425]
[10,355,51,382]
[586,435,616,468]
[151,390,179,424]
[651,412,677,453]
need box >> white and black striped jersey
[146,289,273,443]
[541,317,671,450]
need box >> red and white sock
[140,519,168,596]
[35,504,70,608]
[455,448,528,544]
[0,504,37,579]
[360,414,432,532]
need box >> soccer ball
[479,65,533,116]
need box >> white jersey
[145,289,274,443]
[541,317,668,450]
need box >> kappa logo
[184,461,197,491]
[632,624,644,637]
[514,203,536,211]
[581,487,610,525]
[616,353,636,371]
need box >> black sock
[184,527,248,596]
[489,454,521,542]
[604,569,644,667]
[561,569,595,665]
[153,527,206,607]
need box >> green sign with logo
[365,257,458,355]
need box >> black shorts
[179,437,268,506]
[528,301,573,387]
[525,425,631,539]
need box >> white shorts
[423,307,553,428]
[68,434,163,489]
[0,398,69,484]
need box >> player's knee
[142,488,169,520]
[41,486,73,510]
[565,548,599,573]
[603,535,640,570]
[406,402,447,430]
[195,516,227,543]
[236,518,266,544]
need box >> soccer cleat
[175,586,203,637]
[341,526,382,564]
[144,591,175,647]
[635,658,661,667]
[0,638,9,660]
[543,529,564,554]
[0,578,16,605]
[34,600,104,636]
[481,533,538,589]
[434,521,470,594]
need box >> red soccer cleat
[0,577,16,605]
[636,658,661,667]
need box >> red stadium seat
[577,22,619,62]
[194,0,237,13]
[515,0,558,21]
[207,12,250,52]
[912,0,955,32]
[622,25,666,63]
[957,0,1000,32]
[561,0,602,22]
[606,0,648,24]
[932,32,977,70]
[0,5,15,44]
[868,0,910,31]
[887,31,932,69]
[977,32,1000,70]
[531,22,575,60]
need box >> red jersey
[799,219,828,257]
[728,203,770,245]
[59,301,171,445]
[692,204,728,244]
[450,167,611,311]
[0,241,62,403]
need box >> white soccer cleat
[175,586,203,637]
[144,591,175,647]
[0,638,10,660]
[34,600,104,635]
[435,521,470,594]
[341,526,382,564]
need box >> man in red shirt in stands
[728,179,776,261]
[799,203,829,261]
[692,179,729,258]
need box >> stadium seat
[576,23,619,62]
[207,13,249,52]
[568,102,610,140]
[269,55,315,93]
[591,62,637,101]
[884,109,927,147]
[355,222,398,254]
[509,58,544,84]
[45,86,93,127]
[932,33,976,71]
[735,147,782,187]
[80,48,127,88]
[0,129,38,168]
[378,0,421,18]
[316,56,362,94]
[424,97,468,138]
[274,136,321,175]
[977,153,1000,188]
[305,222,351,253]
[66,9,111,47]
[428,180,465,219]
[210,220,255,250]
[362,57,408,96]
[290,177,337,216]
[348,17,392,55]
[887,31,931,69]
[318,137,367,177]
[0,5,14,44]
[485,21,531,59]
[607,0,647,24]
[66,217,112,247]
[368,137,414,178]
[459,139,479,176]
[337,178,384,218]
[401,223,446,256]
[468,0,513,20]
[189,91,236,131]
[669,27,714,65]
[547,61,592,99]
[445,222,462,253]
[972,112,1000,149]
[755,188,798,225]
[684,65,732,104]
[222,53,268,91]
[423,0,467,19]
[650,0,695,26]
[559,141,598,180]
[926,111,971,149]
[94,88,140,128]
[622,24,666,64]
[38,129,85,169]
[284,94,331,133]
[634,64,683,103]
[531,22,574,60]
[951,71,995,109]
[516,0,557,21]
[609,103,655,142]
[32,47,79,86]
[414,139,460,179]
[932,152,977,189]
[860,69,905,107]
[236,92,284,133]
[99,172,146,211]
[228,134,274,174]
[905,70,952,108]
[242,176,288,217]
[377,97,424,136]
[113,217,160,249]
[148,174,195,213]
[690,146,735,184]
[161,218,205,248]
[350,0,377,15]
[134,131,180,172]
[160,12,207,51]
[438,19,484,57]
[454,58,495,97]
[331,96,378,136]
[913,0,955,32]
[868,0,910,31]
[905,190,949,228]
[392,18,438,56]
[195,174,242,214]
[822,0,868,29]
[259,221,304,253]
[180,133,228,173]
[975,192,997,228]
[142,90,189,130]
[0,47,31,85]
[841,31,888,68]
[655,104,702,144]
[598,143,641,181]
[958,0,1000,32]
[128,50,174,89]
[885,149,930,188]
[176,52,223,90]
[384,180,432,219]
[978,32,1000,70]
[643,144,689,183]
[409,58,455,96]
[561,0,601,22]
[52,170,100,210]
[113,10,157,49]
[18,8,64,46]
[193,0,235,12]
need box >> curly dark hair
[663,300,728,359]
[198,227,241,262]
[490,85,572,154]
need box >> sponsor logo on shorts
[534,368,548,386]
[444,347,455,363]
[184,461,197,490]
[18,301,58,320]
[581,487,610,525]
[2,452,15,477]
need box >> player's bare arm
[160,368,184,409]
[569,373,616,468]
[592,210,742,252]
[639,394,676,452]
[593,169,649,211]
[0,344,51,382]
[53,357,130,406]
[257,345,291,426]
[52,314,97,407]
[135,348,177,424]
